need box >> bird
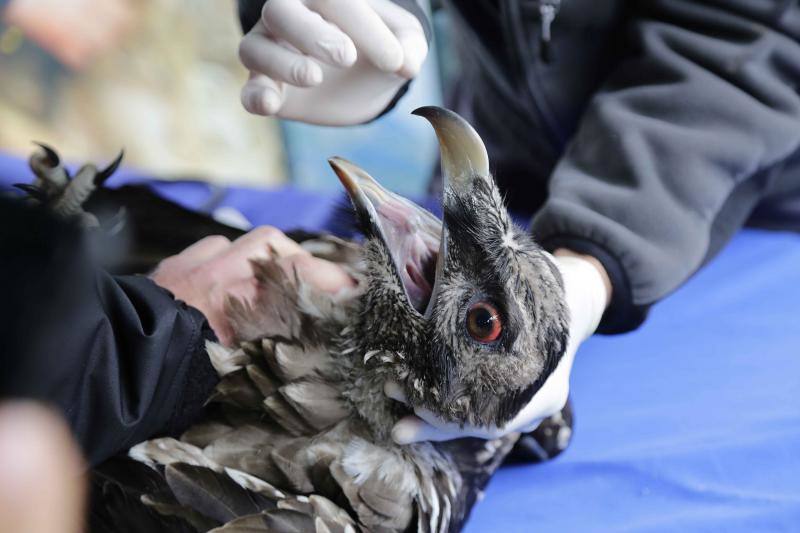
[17,107,573,532]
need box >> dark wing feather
[89,457,200,533]
[165,463,277,524]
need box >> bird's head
[330,107,569,429]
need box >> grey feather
[140,493,220,531]
[208,370,266,411]
[181,422,235,449]
[203,425,291,485]
[245,364,280,397]
[270,439,315,493]
[165,463,275,524]
[262,393,317,437]
[209,509,315,533]
[279,380,348,431]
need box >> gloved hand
[388,250,611,444]
[239,0,428,125]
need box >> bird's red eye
[466,302,502,343]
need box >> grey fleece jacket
[240,0,800,333]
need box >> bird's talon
[95,150,124,186]
[32,142,60,167]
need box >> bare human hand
[150,226,355,346]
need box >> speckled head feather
[331,107,570,429]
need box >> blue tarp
[3,154,799,532]
[466,228,800,532]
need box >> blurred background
[0,0,453,196]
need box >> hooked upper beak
[328,106,492,317]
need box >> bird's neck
[336,334,410,443]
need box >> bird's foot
[14,143,124,228]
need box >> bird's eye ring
[465,301,502,343]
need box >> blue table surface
[3,153,799,532]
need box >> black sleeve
[531,0,800,333]
[236,0,432,120]
[0,199,219,465]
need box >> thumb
[392,415,464,445]
[383,380,408,404]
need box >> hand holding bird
[389,250,611,444]
[151,227,356,346]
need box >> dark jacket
[0,199,218,465]
[242,0,800,333]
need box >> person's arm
[0,199,218,466]
[0,199,355,464]
[531,0,800,333]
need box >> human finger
[383,380,408,404]
[310,0,403,72]
[215,226,308,280]
[391,414,484,444]
[369,0,428,78]
[241,72,286,116]
[240,25,323,87]
[277,254,356,294]
[174,235,232,265]
[262,0,356,67]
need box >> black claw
[32,142,60,167]
[13,183,48,202]
[95,149,124,186]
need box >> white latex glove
[389,251,610,444]
[239,0,428,125]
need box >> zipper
[502,0,566,152]
[537,0,561,63]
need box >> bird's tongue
[328,157,443,314]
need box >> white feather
[224,467,286,499]
[206,341,248,377]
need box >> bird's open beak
[329,106,491,317]
[329,156,442,314]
